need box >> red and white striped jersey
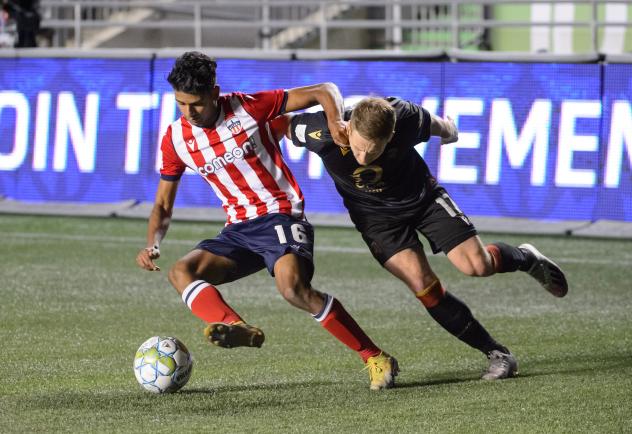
[160,90,305,225]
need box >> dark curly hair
[167,51,217,95]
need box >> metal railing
[20,0,632,51]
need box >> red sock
[313,294,382,362]
[181,280,242,324]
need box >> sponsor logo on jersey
[308,130,322,140]
[227,118,243,135]
[197,140,257,176]
[352,165,386,193]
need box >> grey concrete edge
[2,48,625,64]
[0,198,139,217]
[292,48,447,61]
[1,198,631,239]
[446,49,602,63]
[604,53,632,64]
[0,47,159,59]
[0,47,446,61]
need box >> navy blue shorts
[195,213,315,281]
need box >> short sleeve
[416,106,432,143]
[389,97,432,144]
[159,126,186,181]
[289,111,332,154]
[237,90,288,123]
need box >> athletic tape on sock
[415,279,446,308]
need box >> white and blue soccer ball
[133,336,193,393]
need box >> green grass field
[1,215,631,433]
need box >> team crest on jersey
[308,130,322,140]
[352,165,385,193]
[227,118,243,135]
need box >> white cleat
[519,243,568,298]
[482,350,518,380]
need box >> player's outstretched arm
[430,114,459,145]
[285,82,348,146]
[136,179,179,272]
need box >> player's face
[174,87,219,128]
[348,128,389,166]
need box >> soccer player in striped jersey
[283,96,568,381]
[135,52,397,390]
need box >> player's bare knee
[167,264,182,292]
[462,258,494,277]
[168,260,192,293]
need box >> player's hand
[441,116,459,145]
[328,119,350,147]
[136,245,161,271]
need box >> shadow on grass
[181,379,338,395]
[515,350,632,378]
[395,375,479,389]
[398,350,632,388]
[9,380,344,415]
[10,350,631,415]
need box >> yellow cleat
[203,321,265,349]
[365,352,399,391]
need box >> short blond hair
[350,97,395,142]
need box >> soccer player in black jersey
[280,96,568,380]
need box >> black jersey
[290,97,439,214]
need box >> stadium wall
[0,51,631,237]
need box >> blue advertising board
[600,64,632,221]
[0,57,630,221]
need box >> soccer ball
[133,336,193,393]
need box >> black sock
[490,242,535,272]
[426,291,508,355]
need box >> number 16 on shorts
[274,222,313,245]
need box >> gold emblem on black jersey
[308,130,322,140]
[351,165,385,193]
[340,146,351,156]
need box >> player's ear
[211,85,220,99]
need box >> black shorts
[349,188,478,265]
